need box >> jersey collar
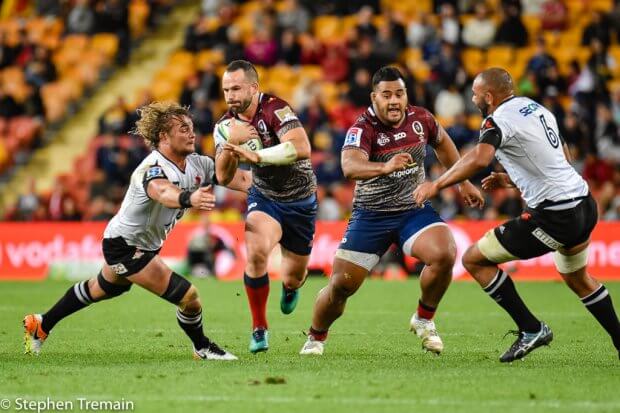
[155,149,187,174]
[495,95,517,111]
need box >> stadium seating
[4,0,620,222]
[0,0,160,176]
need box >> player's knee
[330,278,358,301]
[246,247,269,271]
[179,285,202,313]
[161,272,192,305]
[283,278,302,290]
[282,269,307,290]
[426,245,456,272]
[95,271,132,299]
[87,277,106,301]
[462,245,482,273]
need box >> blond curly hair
[132,102,190,149]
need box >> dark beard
[231,98,251,114]
[478,101,490,118]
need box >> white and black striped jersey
[103,150,216,251]
[479,96,588,208]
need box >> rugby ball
[216,118,263,152]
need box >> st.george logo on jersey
[345,127,363,147]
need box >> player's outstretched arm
[214,119,258,184]
[341,149,412,180]
[278,126,311,160]
[432,127,465,170]
[224,126,310,166]
[215,147,240,185]
[147,179,215,211]
[432,127,484,208]
[413,143,495,206]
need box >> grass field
[1,278,619,413]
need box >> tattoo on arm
[276,120,303,140]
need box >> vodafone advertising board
[0,221,619,281]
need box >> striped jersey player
[300,66,484,356]
[214,60,318,354]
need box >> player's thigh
[328,256,369,297]
[99,265,132,285]
[408,225,455,265]
[477,214,553,264]
[555,239,591,277]
[245,211,282,258]
[100,236,165,293]
[90,264,132,297]
[280,246,310,280]
[461,242,497,268]
[552,196,598,274]
[278,194,317,257]
[399,203,452,263]
[125,256,173,296]
[339,209,399,261]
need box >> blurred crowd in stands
[5,0,620,224]
[0,0,171,178]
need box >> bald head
[476,68,514,98]
[471,68,515,117]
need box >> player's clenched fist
[382,152,413,175]
[190,185,216,210]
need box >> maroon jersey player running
[299,66,484,356]
[215,60,317,353]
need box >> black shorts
[495,194,598,260]
[102,237,161,277]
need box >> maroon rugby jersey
[216,93,317,201]
[342,105,439,211]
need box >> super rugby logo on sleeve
[274,106,298,124]
[146,165,165,180]
[345,127,363,147]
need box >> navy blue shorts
[339,203,446,258]
[246,188,317,256]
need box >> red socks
[417,300,436,320]
[309,327,328,341]
[244,273,269,329]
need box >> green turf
[1,278,619,413]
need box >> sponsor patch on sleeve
[144,165,168,181]
[146,165,165,180]
[274,106,298,124]
[344,127,363,147]
[142,164,168,198]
